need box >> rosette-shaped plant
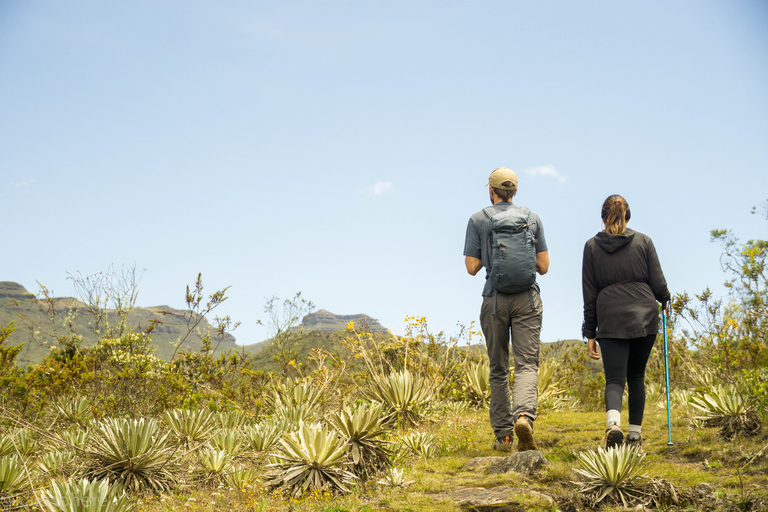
[84,418,175,493]
[328,404,392,478]
[464,361,491,408]
[264,422,357,497]
[242,420,283,453]
[40,478,133,512]
[573,445,650,507]
[163,408,217,447]
[362,370,437,427]
[689,384,762,438]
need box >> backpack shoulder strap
[519,206,534,225]
[518,206,537,243]
[482,207,496,220]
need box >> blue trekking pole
[663,303,673,451]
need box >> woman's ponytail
[601,195,630,235]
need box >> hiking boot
[605,423,624,449]
[492,434,514,452]
[514,415,537,452]
[625,433,643,452]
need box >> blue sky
[2,1,767,346]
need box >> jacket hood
[595,229,635,253]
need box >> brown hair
[493,184,516,201]
[601,194,630,234]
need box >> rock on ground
[429,486,555,511]
[463,450,550,475]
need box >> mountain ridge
[1,282,391,366]
[300,309,388,333]
[0,281,239,365]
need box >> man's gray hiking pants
[480,289,542,439]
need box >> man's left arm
[534,214,549,275]
[465,256,482,276]
[536,251,549,275]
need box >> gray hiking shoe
[625,433,643,452]
[514,415,537,452]
[492,434,514,452]
[605,423,624,449]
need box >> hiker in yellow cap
[463,167,549,452]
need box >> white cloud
[10,179,36,188]
[373,181,394,195]
[523,165,565,182]
[361,181,395,196]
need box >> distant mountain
[241,309,388,357]
[300,309,388,333]
[0,281,239,366]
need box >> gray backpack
[483,205,537,294]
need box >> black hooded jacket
[582,229,670,340]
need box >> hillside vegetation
[0,204,765,511]
[0,281,239,366]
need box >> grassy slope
[131,405,767,512]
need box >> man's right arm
[463,218,483,276]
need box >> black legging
[598,335,656,426]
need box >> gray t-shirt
[463,202,548,297]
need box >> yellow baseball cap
[486,167,518,190]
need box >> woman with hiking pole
[581,194,670,450]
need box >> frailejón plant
[464,361,491,407]
[397,431,438,459]
[362,370,437,427]
[689,384,762,438]
[40,478,134,512]
[264,422,357,497]
[573,445,650,507]
[0,455,28,494]
[84,418,174,493]
[210,429,243,455]
[163,408,217,447]
[54,396,92,427]
[328,404,392,478]
[242,421,282,452]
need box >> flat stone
[463,451,550,475]
[430,486,555,511]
